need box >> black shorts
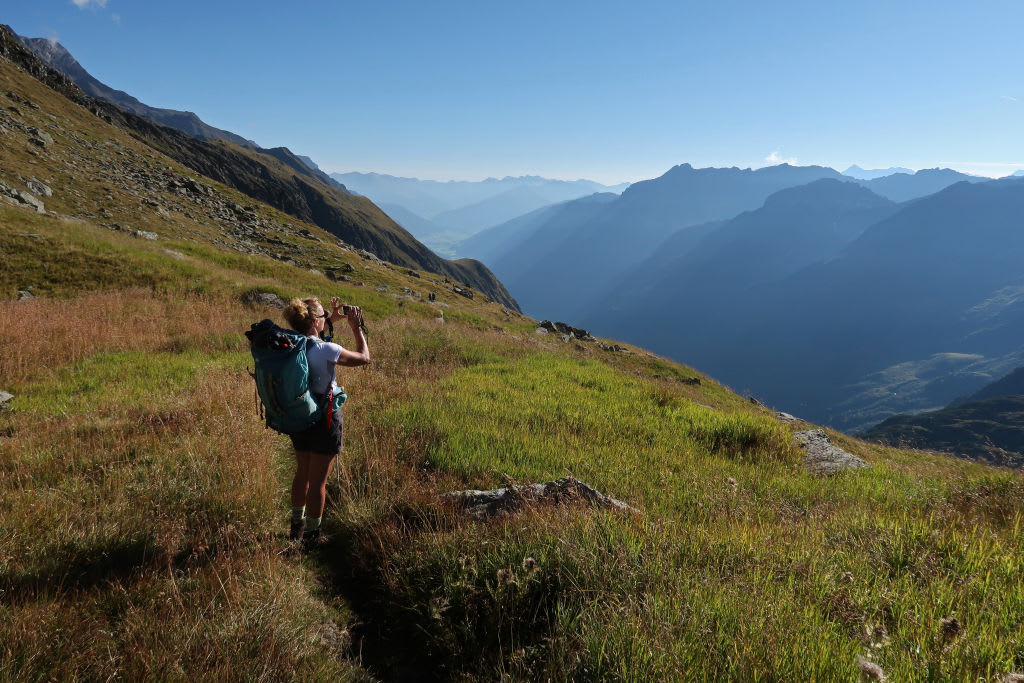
[289,411,343,456]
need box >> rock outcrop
[794,429,870,475]
[442,476,638,518]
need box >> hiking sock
[306,517,322,533]
[291,507,305,525]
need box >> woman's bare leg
[292,451,312,509]
[304,453,337,520]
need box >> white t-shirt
[306,338,343,397]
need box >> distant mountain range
[331,172,629,255]
[843,164,914,180]
[584,178,900,365]
[582,175,1024,432]
[447,158,1015,431]
[479,163,849,321]
[852,168,987,202]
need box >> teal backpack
[245,319,346,434]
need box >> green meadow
[1,206,1022,681]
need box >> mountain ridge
[0,26,517,309]
[489,162,848,321]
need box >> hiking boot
[289,520,305,541]
[301,528,328,549]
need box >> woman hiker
[281,296,370,546]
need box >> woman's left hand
[329,296,343,322]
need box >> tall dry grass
[0,289,234,385]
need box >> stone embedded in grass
[26,177,52,197]
[776,411,801,423]
[794,429,870,475]
[242,291,286,309]
[0,180,45,213]
[442,476,639,518]
[0,391,12,411]
[134,230,158,240]
[16,289,34,300]
[28,127,53,147]
[538,320,596,341]
[857,655,886,682]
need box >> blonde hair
[283,297,322,334]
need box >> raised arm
[331,299,370,367]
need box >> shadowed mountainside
[674,177,1024,430]
[863,394,1024,468]
[583,178,899,348]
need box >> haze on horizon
[7,0,1024,185]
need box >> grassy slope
[1,51,1023,683]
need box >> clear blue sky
[6,1,1024,183]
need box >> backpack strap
[325,387,333,431]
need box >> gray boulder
[0,391,12,411]
[28,127,53,147]
[12,189,44,213]
[242,291,286,309]
[26,178,52,197]
[794,429,870,475]
[539,320,596,341]
[442,476,638,518]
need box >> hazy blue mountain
[582,179,898,375]
[490,163,846,320]
[653,176,1024,431]
[455,193,618,264]
[856,168,988,202]
[1013,170,1024,177]
[843,164,914,180]
[433,185,579,236]
[330,172,628,234]
[378,203,460,257]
